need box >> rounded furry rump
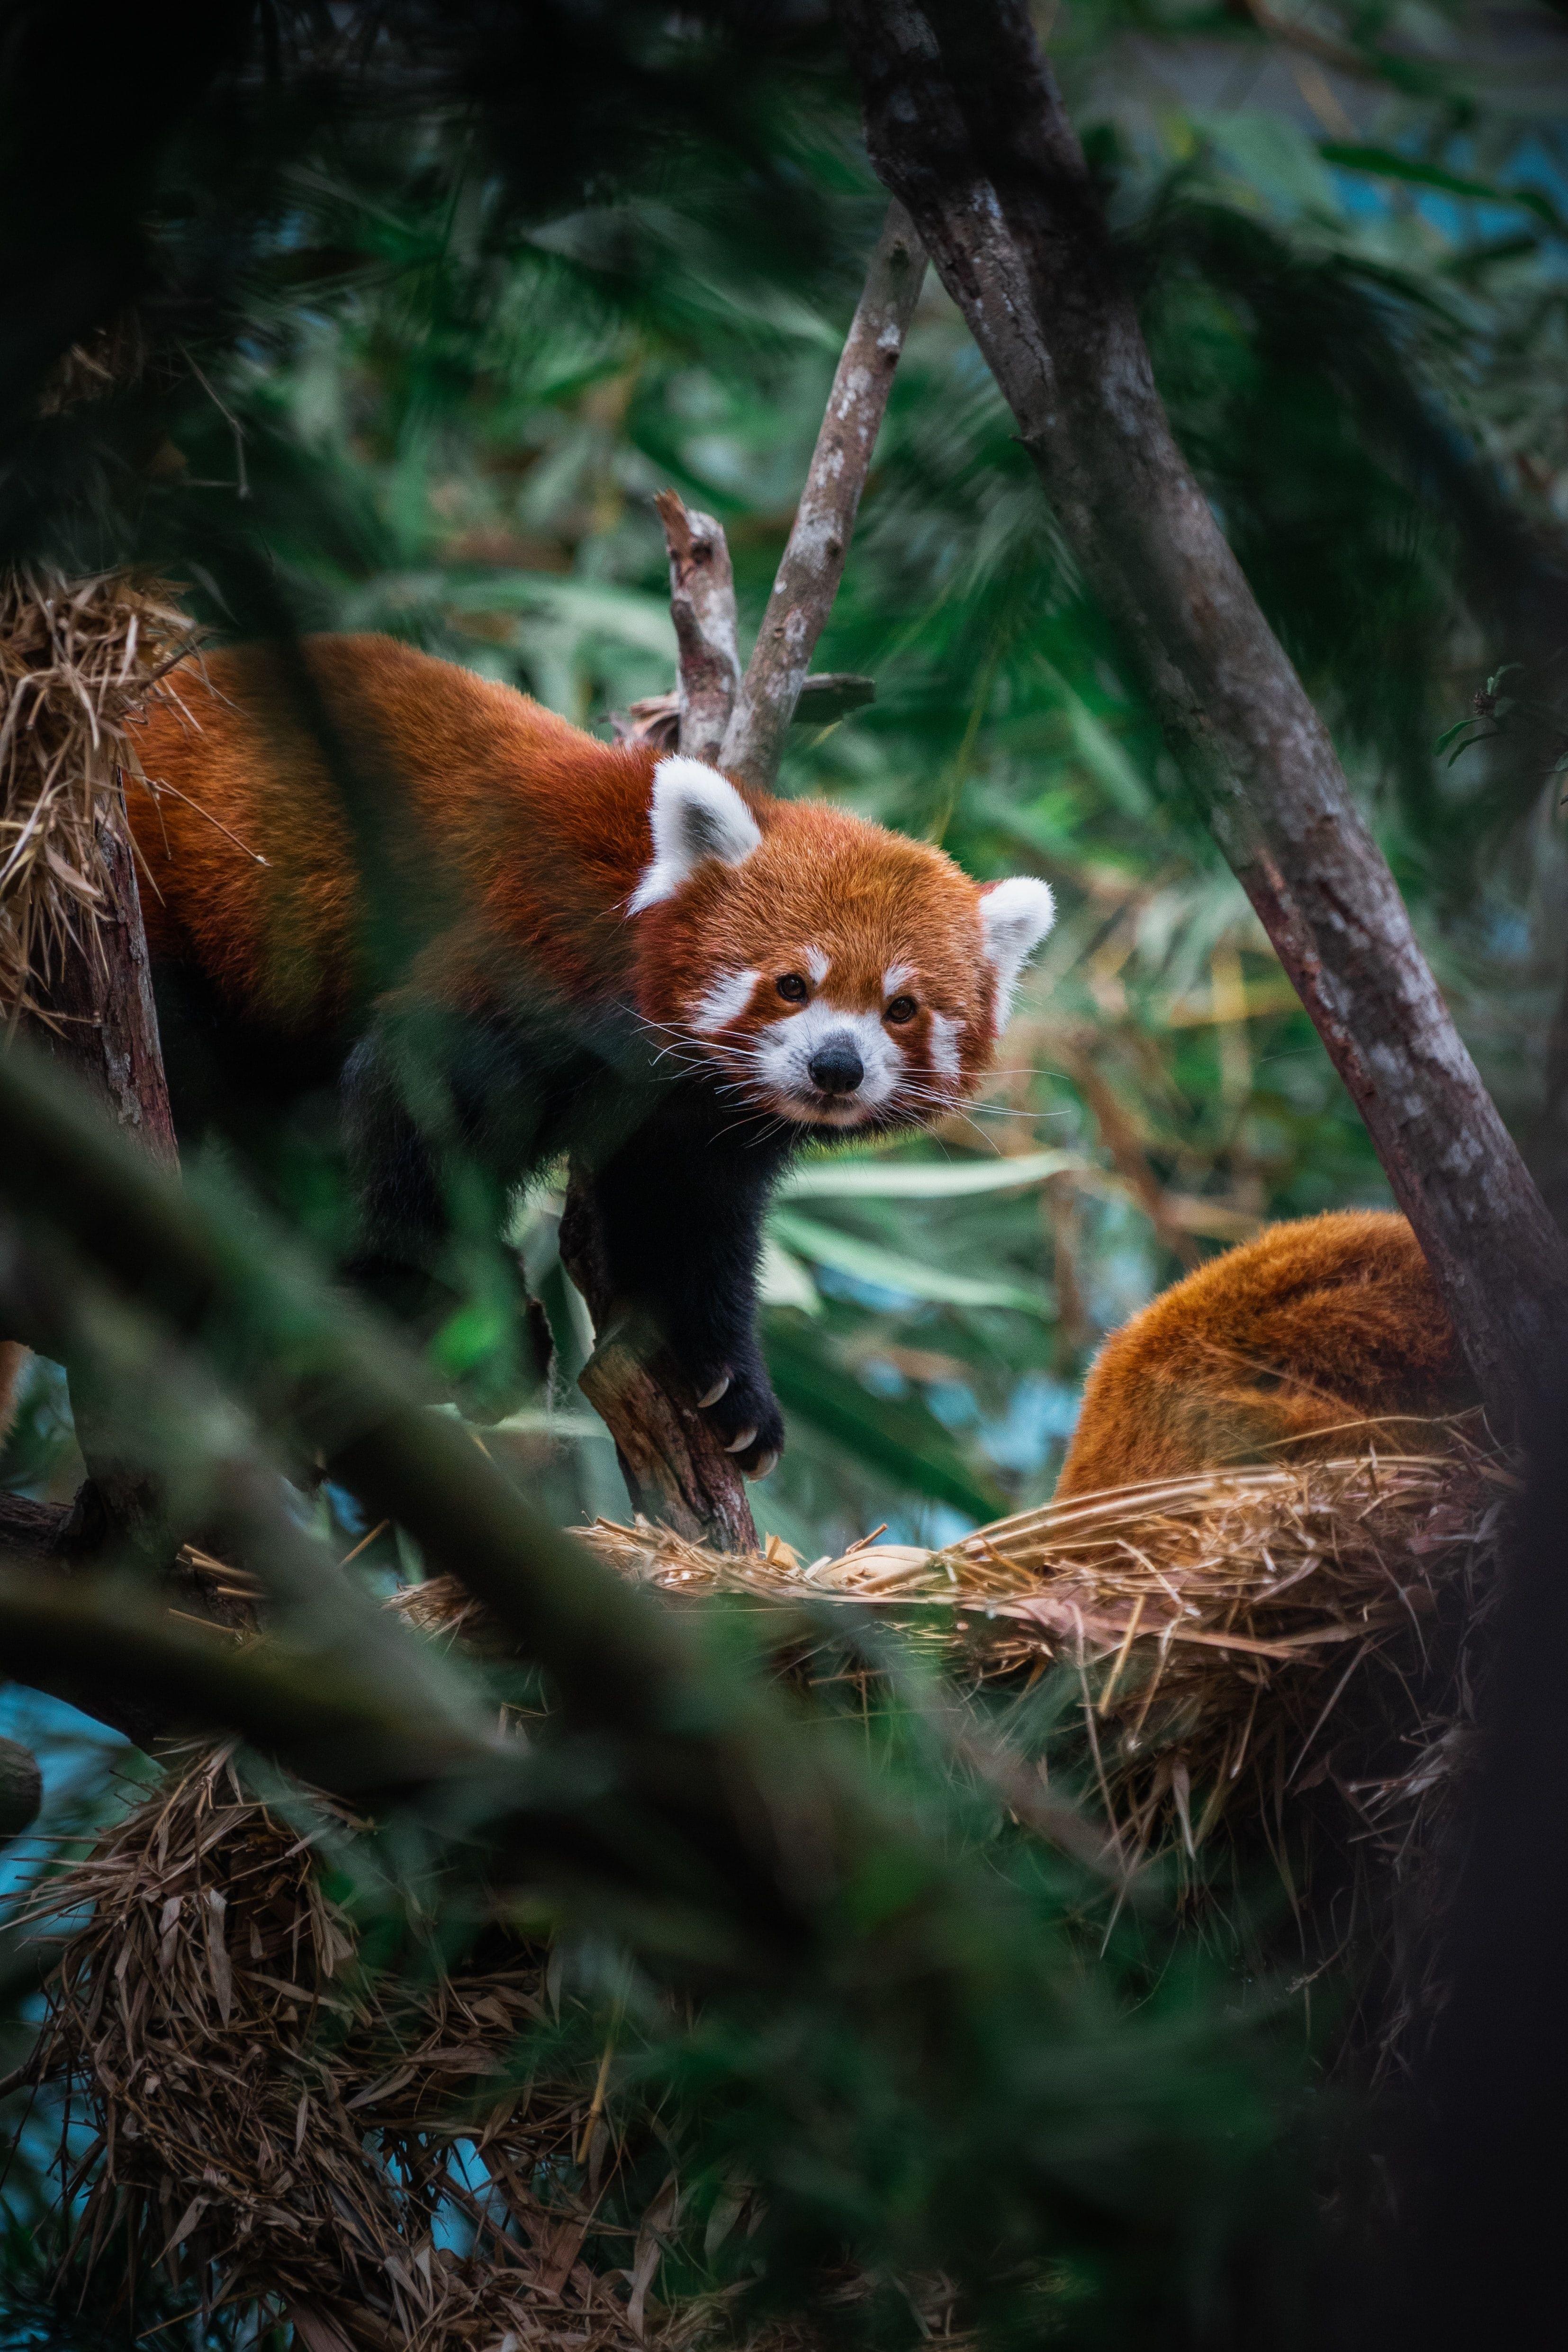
[1057,1210,1473,1497]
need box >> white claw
[747,1450,779,1480]
[698,1375,731,1408]
[725,1425,758,1455]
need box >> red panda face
[627,758,1054,1133]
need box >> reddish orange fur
[132,635,670,1028]
[1054,1210,1474,1497]
[128,634,1005,1086]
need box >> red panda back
[1054,1210,1474,1497]
[128,634,669,1035]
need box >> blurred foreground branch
[840,0,1568,1434]
[0,1043,922,1948]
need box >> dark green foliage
[1,2,1566,2340]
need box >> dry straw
[541,1426,1512,1868]
[30,1745,724,2352]
[0,567,195,1016]
[26,1431,1508,2343]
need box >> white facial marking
[979,876,1056,1028]
[688,969,760,1034]
[750,997,907,1126]
[928,1009,962,1084]
[627,757,762,915]
[882,961,915,996]
[804,946,831,987]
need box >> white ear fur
[627,756,763,914]
[980,876,1056,1027]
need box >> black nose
[808,1039,864,1095]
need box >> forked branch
[569,208,928,1544]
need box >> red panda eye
[884,994,919,1025]
[776,973,810,1003]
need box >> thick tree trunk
[837,0,1568,1434]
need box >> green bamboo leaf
[781,1148,1082,1201]
[1319,144,1564,233]
[443,573,678,654]
[757,1236,822,1315]
[768,1210,1049,1316]
[765,1320,1005,1520]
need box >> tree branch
[567,213,925,1541]
[0,1561,495,1790]
[838,0,1568,1435]
[18,792,181,1567]
[0,1215,498,1752]
[720,200,926,791]
[21,805,177,1170]
[653,490,743,764]
[0,1055,881,1944]
[572,493,757,1548]
[558,1169,759,1551]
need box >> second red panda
[1055,1210,1473,1498]
[124,633,1057,1469]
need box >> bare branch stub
[839,0,1568,1436]
[721,201,926,792]
[558,1168,759,1552]
[653,490,742,765]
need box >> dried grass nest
[0,566,195,1015]
[26,1431,1509,2350]
[31,1746,739,2352]
[414,1424,1513,1870]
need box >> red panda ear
[979,877,1056,1027]
[627,756,763,914]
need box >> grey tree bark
[721,199,926,792]
[654,490,743,765]
[836,0,1568,1435]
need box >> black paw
[691,1360,785,1478]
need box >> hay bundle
[0,567,194,1014]
[27,1436,1507,2341]
[557,1430,1509,1865]
[32,1744,720,2352]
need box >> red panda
[1054,1209,1474,1498]
[116,633,1056,1470]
